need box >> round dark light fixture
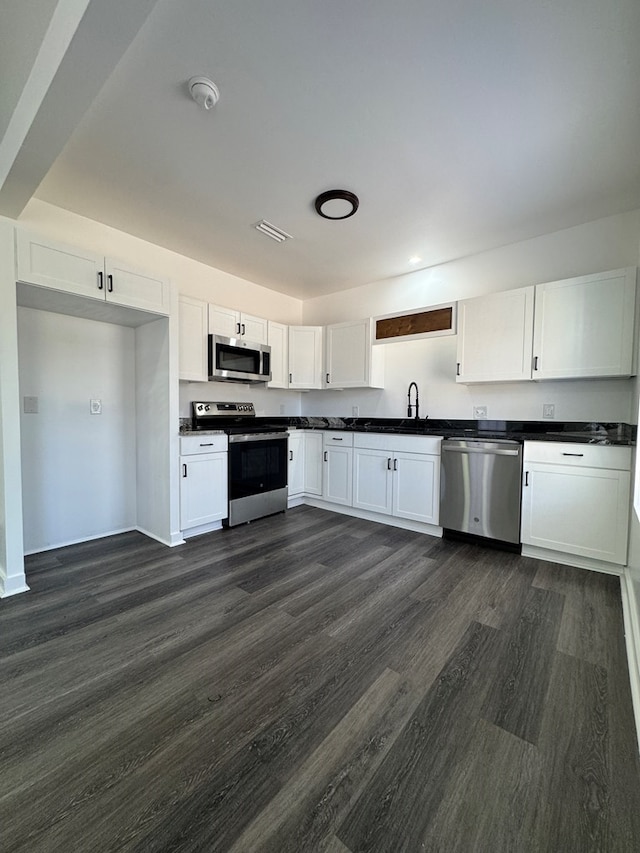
[314,189,359,220]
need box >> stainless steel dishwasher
[439,438,523,544]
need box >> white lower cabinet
[322,432,353,506]
[179,435,228,533]
[353,434,441,525]
[288,431,305,497]
[521,441,631,567]
[288,430,323,501]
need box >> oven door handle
[228,432,287,443]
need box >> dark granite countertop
[266,418,635,446]
[180,417,635,446]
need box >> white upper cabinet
[456,286,535,383]
[325,318,384,388]
[179,295,208,382]
[16,230,170,315]
[268,320,289,389]
[532,267,637,379]
[208,304,268,344]
[456,267,637,383]
[288,325,323,389]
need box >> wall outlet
[542,403,555,419]
[90,399,102,415]
[352,405,359,416]
[23,396,38,414]
[473,405,488,419]
[279,404,285,415]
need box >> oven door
[226,432,288,526]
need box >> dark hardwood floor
[2,506,640,852]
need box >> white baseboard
[621,571,640,755]
[0,567,30,598]
[521,545,623,576]
[136,526,185,547]
[23,526,136,556]
[300,497,443,538]
[179,521,222,540]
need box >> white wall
[303,210,640,422]
[18,306,137,552]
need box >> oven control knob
[204,404,210,412]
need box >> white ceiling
[7,0,640,299]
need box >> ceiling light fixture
[188,76,220,110]
[314,189,359,220]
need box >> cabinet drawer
[523,441,631,471]
[353,432,442,454]
[323,431,354,447]
[180,434,228,455]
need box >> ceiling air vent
[254,220,292,243]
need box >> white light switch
[24,396,38,414]
[473,405,488,419]
[90,399,102,414]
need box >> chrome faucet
[407,381,419,420]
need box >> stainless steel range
[191,402,288,527]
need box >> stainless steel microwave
[208,335,272,384]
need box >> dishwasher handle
[442,445,521,457]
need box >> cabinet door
[289,326,323,389]
[16,230,104,300]
[179,296,208,382]
[532,268,636,379]
[304,432,323,495]
[105,258,170,315]
[268,321,289,388]
[180,453,228,529]
[241,313,268,345]
[288,432,305,497]
[353,447,392,514]
[393,451,440,525]
[326,319,370,388]
[521,462,630,564]
[208,304,240,337]
[323,446,353,505]
[456,286,534,382]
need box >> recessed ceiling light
[408,256,422,265]
[314,190,359,220]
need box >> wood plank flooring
[2,506,639,852]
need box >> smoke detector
[188,76,220,110]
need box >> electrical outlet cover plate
[473,405,487,419]
[90,399,102,415]
[543,403,555,419]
